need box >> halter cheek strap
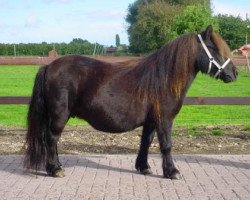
[197,34,231,78]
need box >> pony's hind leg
[46,112,69,177]
[135,122,155,175]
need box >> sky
[0,0,249,46]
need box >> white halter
[197,34,231,78]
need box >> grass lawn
[0,65,39,96]
[0,65,249,127]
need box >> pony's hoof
[171,172,182,180]
[163,169,181,179]
[141,168,153,175]
[59,167,65,173]
[137,168,153,175]
[52,169,65,178]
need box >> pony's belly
[74,106,144,133]
[84,121,141,133]
[88,121,140,133]
[83,113,143,133]
[74,89,148,133]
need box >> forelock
[211,32,232,59]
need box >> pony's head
[196,25,238,83]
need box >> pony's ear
[201,25,213,41]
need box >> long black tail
[24,65,48,170]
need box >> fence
[0,56,56,65]
[0,55,249,66]
[0,56,249,106]
[0,96,250,105]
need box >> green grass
[0,105,87,126]
[242,125,250,131]
[175,105,250,127]
[187,71,250,96]
[175,71,250,127]
[0,65,39,96]
[187,127,204,136]
[211,127,223,136]
[0,65,249,127]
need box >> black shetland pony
[24,26,237,179]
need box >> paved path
[0,154,249,200]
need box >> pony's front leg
[136,122,155,175]
[157,120,181,179]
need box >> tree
[126,0,210,23]
[215,14,250,50]
[128,2,181,53]
[126,0,211,53]
[0,39,97,56]
[126,0,211,31]
[170,4,218,38]
[115,34,120,47]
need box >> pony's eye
[207,45,217,51]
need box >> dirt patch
[0,125,249,155]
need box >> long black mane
[122,33,198,102]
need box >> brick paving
[0,154,249,200]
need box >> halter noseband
[197,34,231,78]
